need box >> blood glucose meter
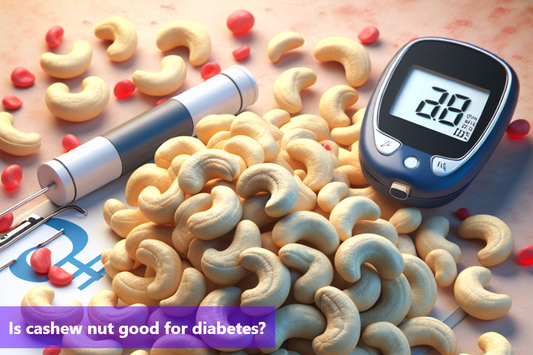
[359,37,519,208]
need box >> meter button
[432,157,462,176]
[390,181,411,200]
[403,156,419,169]
[375,131,401,156]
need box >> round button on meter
[359,37,519,208]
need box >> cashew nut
[313,286,360,355]
[425,249,457,287]
[272,211,340,255]
[207,131,231,149]
[188,237,230,271]
[317,182,349,212]
[40,40,92,78]
[124,222,174,260]
[125,163,173,206]
[402,254,438,318]
[343,264,381,312]
[286,139,335,192]
[172,193,212,257]
[102,249,120,279]
[151,334,217,355]
[280,114,330,141]
[415,216,462,263]
[454,266,511,320]
[0,112,42,156]
[196,114,235,144]
[400,316,457,355]
[156,20,211,66]
[273,67,317,114]
[319,85,359,129]
[291,175,317,213]
[21,286,83,326]
[168,154,191,180]
[155,136,206,169]
[263,109,291,128]
[335,233,404,282]
[224,135,265,167]
[103,198,127,226]
[347,186,403,220]
[45,76,110,122]
[160,267,207,316]
[109,206,150,238]
[242,194,280,228]
[331,109,364,146]
[138,179,185,225]
[460,332,514,355]
[389,208,423,234]
[337,148,367,186]
[132,55,187,96]
[314,37,371,87]
[230,112,280,161]
[332,168,350,186]
[94,16,137,62]
[361,321,410,355]
[62,331,123,355]
[329,196,381,242]
[261,231,280,255]
[352,219,398,245]
[397,234,417,256]
[111,239,140,271]
[267,31,305,63]
[88,290,149,327]
[457,214,514,267]
[111,273,156,306]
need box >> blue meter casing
[359,37,519,208]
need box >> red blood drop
[227,10,255,35]
[454,207,471,221]
[0,212,14,233]
[358,26,380,45]
[1,164,23,189]
[43,345,61,355]
[201,62,221,81]
[11,67,35,88]
[2,96,23,110]
[155,98,168,106]
[48,266,73,286]
[114,79,136,99]
[62,134,81,152]
[31,248,52,274]
[322,144,331,151]
[506,119,530,139]
[45,26,64,49]
[518,245,533,265]
[233,45,250,61]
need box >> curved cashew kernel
[261,231,280,254]
[278,244,334,304]
[360,274,412,329]
[88,290,148,327]
[188,185,242,240]
[40,40,92,78]
[125,163,173,206]
[196,114,235,144]
[160,267,207,316]
[202,220,261,284]
[0,112,42,156]
[457,214,514,267]
[132,55,186,96]
[138,179,185,225]
[292,176,317,213]
[461,332,514,355]
[294,169,306,181]
[389,207,423,234]
[242,194,280,228]
[169,154,191,180]
[260,304,327,353]
[131,351,149,355]
[270,156,295,175]
[281,114,330,141]
[425,249,457,287]
[319,85,359,129]
[111,271,158,306]
[400,316,457,355]
[313,286,361,355]
[314,37,371,87]
[268,31,305,63]
[21,286,83,325]
[402,254,438,318]
[397,234,417,256]
[230,113,279,161]
[224,135,266,167]
[454,266,511,320]
[348,186,403,220]
[188,237,230,271]
[236,163,299,218]
[239,111,284,141]
[329,196,381,242]
[207,131,231,149]
[362,321,410,355]
[172,193,212,257]
[102,249,120,279]
[331,122,362,147]
[335,234,404,282]
[343,264,381,312]
[155,136,206,169]
[356,341,380,355]
[125,222,174,260]
[45,76,109,122]
[332,168,350,186]
[109,207,149,238]
[156,20,211,66]
[415,216,462,263]
[280,128,316,151]
[272,211,340,255]
[338,148,367,186]
[240,247,291,311]
[273,67,317,114]
[286,139,335,192]
[263,109,291,128]
[352,219,398,245]
[111,239,140,271]
[103,199,127,226]
[94,16,137,62]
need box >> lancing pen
[0,66,257,217]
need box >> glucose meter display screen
[390,66,490,142]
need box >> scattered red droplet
[45,26,64,49]
[0,212,14,233]
[1,164,23,189]
[408,36,419,43]
[454,207,471,221]
[2,95,23,110]
[114,79,136,99]
[201,62,221,81]
[322,144,331,151]
[48,266,73,286]
[518,245,533,265]
[233,45,250,61]
[31,248,52,274]
[11,67,35,88]
[155,98,168,106]
[227,10,255,35]
[506,119,530,139]
[62,134,81,152]
[43,345,61,355]
[358,26,380,45]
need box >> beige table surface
[1,0,533,353]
